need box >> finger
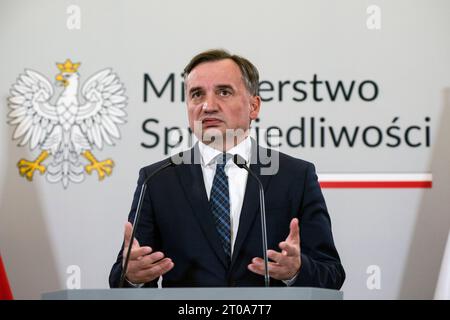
[248,258,283,277]
[278,241,299,257]
[249,257,281,271]
[252,256,282,266]
[124,221,143,256]
[124,222,133,249]
[286,218,300,243]
[249,256,300,281]
[128,256,169,274]
[267,249,285,264]
[129,246,152,260]
[137,252,166,269]
[124,222,141,248]
[137,258,175,280]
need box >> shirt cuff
[282,272,299,286]
[126,278,145,288]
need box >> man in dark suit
[109,49,345,289]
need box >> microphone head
[232,154,247,168]
[170,152,185,166]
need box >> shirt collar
[198,135,252,167]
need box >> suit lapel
[230,142,274,269]
[175,145,230,268]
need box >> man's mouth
[202,118,223,127]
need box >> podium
[42,287,343,300]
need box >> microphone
[232,154,270,287]
[119,155,179,288]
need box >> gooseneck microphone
[232,154,270,287]
[119,157,178,288]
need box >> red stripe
[320,181,432,189]
[0,255,13,300]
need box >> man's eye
[191,91,202,98]
[219,90,231,96]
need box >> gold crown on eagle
[56,59,80,73]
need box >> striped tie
[209,153,231,260]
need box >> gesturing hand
[248,218,301,281]
[122,222,174,284]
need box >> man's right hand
[122,222,174,285]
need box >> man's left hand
[248,218,301,281]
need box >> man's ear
[249,95,261,120]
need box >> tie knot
[215,153,231,169]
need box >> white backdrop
[1,0,449,299]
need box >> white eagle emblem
[7,59,127,188]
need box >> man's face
[185,59,260,147]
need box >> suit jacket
[109,142,345,289]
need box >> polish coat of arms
[7,59,127,188]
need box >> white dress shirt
[198,136,252,256]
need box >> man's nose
[203,94,219,112]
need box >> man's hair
[183,49,260,96]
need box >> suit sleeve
[109,167,161,288]
[294,163,346,289]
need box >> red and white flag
[0,254,13,300]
